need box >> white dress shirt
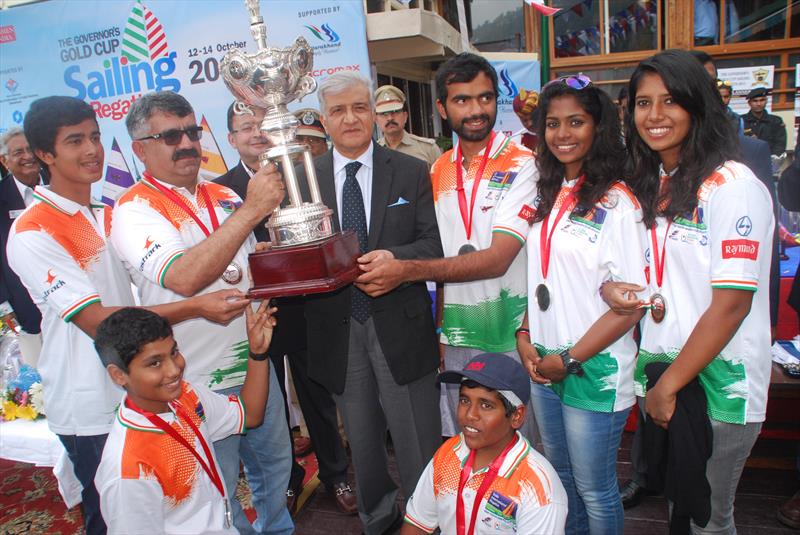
[13,175,40,207]
[332,142,374,230]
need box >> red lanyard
[648,220,671,288]
[143,173,220,237]
[539,176,584,280]
[455,131,495,241]
[124,397,226,499]
[456,434,518,535]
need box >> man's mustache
[460,114,490,127]
[173,148,200,161]
[385,120,399,128]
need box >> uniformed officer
[293,108,329,159]
[742,87,787,156]
[374,85,441,167]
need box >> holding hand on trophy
[243,162,286,220]
[221,0,362,298]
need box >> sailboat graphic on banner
[198,115,229,182]
[121,0,170,63]
[101,138,136,207]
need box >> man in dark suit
[777,139,800,529]
[739,134,780,338]
[214,103,357,515]
[298,72,442,535]
[0,127,44,337]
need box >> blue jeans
[530,383,630,535]
[57,433,108,535]
[214,365,294,535]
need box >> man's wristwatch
[558,349,584,376]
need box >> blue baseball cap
[438,353,530,407]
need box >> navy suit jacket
[297,144,443,395]
[738,135,779,326]
[0,175,43,333]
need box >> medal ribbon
[539,176,585,280]
[455,131,495,242]
[124,397,226,500]
[456,434,518,535]
[143,173,220,237]
[648,220,671,288]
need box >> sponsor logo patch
[485,490,518,524]
[722,239,759,259]
[487,171,517,189]
[518,204,536,224]
[736,216,753,236]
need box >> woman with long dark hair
[516,75,646,535]
[621,49,774,533]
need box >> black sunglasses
[137,125,203,145]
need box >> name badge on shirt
[8,209,24,220]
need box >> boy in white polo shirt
[402,353,567,535]
[6,96,248,535]
[94,303,275,534]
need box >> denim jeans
[531,383,630,535]
[214,365,294,535]
[57,433,108,535]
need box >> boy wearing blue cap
[402,353,567,535]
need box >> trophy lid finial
[244,0,267,50]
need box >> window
[375,74,437,138]
[694,0,800,46]
[467,0,526,52]
[552,0,660,57]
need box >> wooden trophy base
[247,230,361,299]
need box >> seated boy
[93,302,276,534]
[402,353,568,535]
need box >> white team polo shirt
[431,133,538,352]
[96,382,244,534]
[405,432,567,534]
[635,161,774,424]
[7,186,134,435]
[111,176,255,391]
[526,180,647,413]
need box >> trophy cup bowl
[220,0,360,298]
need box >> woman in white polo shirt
[610,50,774,534]
[516,75,647,535]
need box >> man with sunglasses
[356,53,538,440]
[111,91,294,535]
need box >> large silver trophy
[220,0,359,298]
[221,0,331,246]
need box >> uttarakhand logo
[305,23,341,43]
[498,68,518,98]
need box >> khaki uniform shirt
[378,130,441,168]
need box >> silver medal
[222,262,243,285]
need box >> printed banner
[486,57,541,137]
[717,65,774,115]
[0,0,370,196]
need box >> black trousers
[270,349,349,489]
